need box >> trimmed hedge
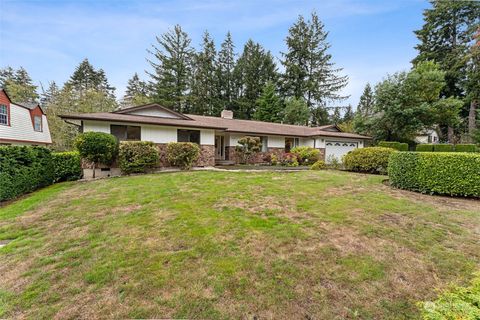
[420,273,480,319]
[291,146,320,165]
[389,152,480,197]
[433,144,454,152]
[0,146,55,201]
[118,141,159,174]
[378,141,409,151]
[343,147,397,174]
[416,144,434,152]
[455,144,477,153]
[52,152,82,182]
[166,142,200,169]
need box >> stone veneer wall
[226,146,326,164]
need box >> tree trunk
[447,126,454,143]
[468,100,478,139]
[92,162,96,179]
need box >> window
[177,129,200,144]
[34,116,42,132]
[0,104,8,125]
[260,136,268,152]
[110,125,141,141]
[285,137,299,153]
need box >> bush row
[52,152,82,182]
[416,143,478,152]
[119,141,159,174]
[343,147,397,174]
[388,152,480,197]
[378,141,409,151]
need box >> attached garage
[325,141,359,163]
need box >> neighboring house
[415,128,439,144]
[61,104,370,172]
[0,88,52,146]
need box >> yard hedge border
[378,141,409,151]
[388,152,480,197]
[0,146,55,201]
[52,151,82,182]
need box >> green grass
[0,170,479,319]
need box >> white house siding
[227,134,314,149]
[128,107,181,118]
[0,104,51,145]
[82,120,215,145]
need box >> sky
[0,0,430,109]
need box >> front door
[215,135,224,160]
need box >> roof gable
[114,104,192,120]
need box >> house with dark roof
[61,103,370,174]
[0,88,52,146]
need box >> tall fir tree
[40,81,60,107]
[0,67,38,102]
[281,11,348,125]
[147,24,194,112]
[253,81,283,123]
[121,73,151,108]
[413,0,479,98]
[66,59,115,97]
[283,97,310,125]
[342,105,354,122]
[233,39,277,119]
[190,31,219,115]
[330,107,342,124]
[356,83,375,117]
[217,32,236,110]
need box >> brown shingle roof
[60,111,371,139]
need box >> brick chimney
[221,109,233,119]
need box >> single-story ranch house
[61,104,370,170]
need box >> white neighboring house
[0,88,52,146]
[415,128,439,144]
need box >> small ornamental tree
[235,136,262,164]
[74,132,118,178]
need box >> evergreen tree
[356,83,375,117]
[413,0,479,98]
[147,24,194,112]
[121,73,151,108]
[466,27,480,139]
[281,11,348,125]
[40,81,60,107]
[330,107,342,124]
[66,59,115,97]
[233,39,277,119]
[190,31,219,115]
[253,81,283,123]
[342,105,354,122]
[0,67,38,102]
[217,32,236,110]
[283,97,309,125]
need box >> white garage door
[325,141,358,163]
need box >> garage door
[325,141,358,163]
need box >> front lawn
[0,171,479,319]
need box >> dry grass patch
[0,170,479,319]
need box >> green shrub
[291,146,320,165]
[433,144,454,152]
[416,144,434,152]
[270,153,279,166]
[310,160,326,170]
[420,273,480,319]
[378,141,409,151]
[166,142,200,170]
[388,152,480,197]
[52,152,82,182]
[455,144,477,153]
[74,132,118,178]
[118,141,159,174]
[326,154,342,169]
[343,147,397,174]
[0,146,55,201]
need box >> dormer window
[0,104,8,125]
[34,115,42,132]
